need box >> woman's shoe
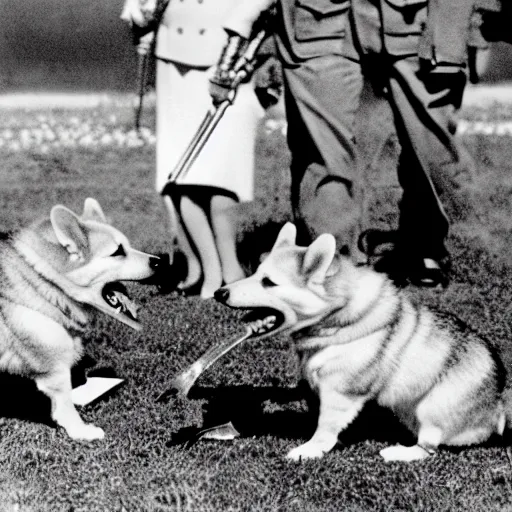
[374,251,450,289]
[155,251,189,294]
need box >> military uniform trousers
[277,0,472,259]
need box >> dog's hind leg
[379,425,442,462]
[286,388,365,461]
[36,366,104,441]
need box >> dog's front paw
[379,444,432,462]
[67,423,105,441]
[286,442,327,461]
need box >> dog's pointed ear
[272,222,297,250]
[50,206,89,261]
[302,233,336,283]
[81,198,106,223]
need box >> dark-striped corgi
[215,223,507,461]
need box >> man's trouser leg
[386,57,472,260]
[283,56,364,255]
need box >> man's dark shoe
[373,251,450,289]
[407,257,450,289]
[358,229,450,289]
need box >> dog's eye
[111,244,126,257]
[262,277,277,288]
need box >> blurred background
[0,0,512,93]
[0,0,137,92]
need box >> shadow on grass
[0,374,52,426]
[167,383,415,450]
[0,354,102,427]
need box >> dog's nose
[150,254,167,271]
[213,287,230,303]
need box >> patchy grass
[0,98,511,511]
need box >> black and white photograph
[0,0,511,510]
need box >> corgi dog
[214,223,507,461]
[0,198,165,441]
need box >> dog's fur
[215,223,508,461]
[0,198,162,441]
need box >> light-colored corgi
[0,198,165,441]
[214,222,508,461]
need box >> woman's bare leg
[162,195,202,288]
[179,194,223,298]
[210,194,245,284]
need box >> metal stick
[157,327,252,400]
[167,101,230,183]
[166,109,214,183]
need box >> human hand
[209,66,242,105]
[121,0,148,27]
[209,34,247,105]
[254,55,283,109]
[137,32,154,56]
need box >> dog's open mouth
[102,282,139,324]
[242,308,285,337]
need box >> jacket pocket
[382,0,427,34]
[294,0,349,41]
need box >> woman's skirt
[155,59,265,202]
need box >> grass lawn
[0,94,511,511]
